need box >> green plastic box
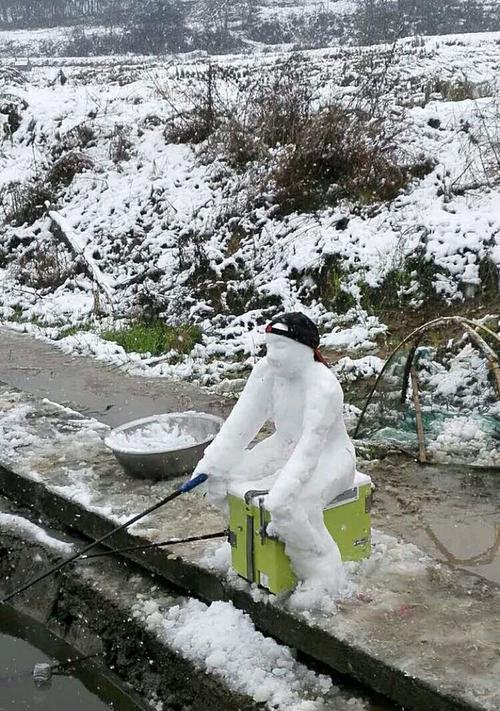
[228,472,372,594]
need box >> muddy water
[366,457,500,584]
[0,606,146,711]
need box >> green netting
[355,344,500,466]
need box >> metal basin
[104,412,223,480]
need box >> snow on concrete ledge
[0,384,498,711]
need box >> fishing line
[1,473,208,606]
[80,529,227,560]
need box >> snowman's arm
[268,380,341,503]
[194,360,272,473]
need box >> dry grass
[272,105,407,213]
[0,180,55,226]
[15,240,73,290]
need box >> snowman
[195,313,356,600]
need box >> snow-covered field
[0,24,111,58]
[257,0,356,20]
[0,31,498,459]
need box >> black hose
[1,473,208,606]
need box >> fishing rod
[1,473,208,606]
[80,529,227,560]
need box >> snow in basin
[106,421,199,453]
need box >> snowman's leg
[270,501,325,576]
[269,448,355,594]
[270,500,346,596]
[305,506,345,587]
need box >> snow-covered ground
[0,31,498,460]
[257,0,356,20]
[0,24,110,57]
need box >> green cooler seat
[228,471,372,594]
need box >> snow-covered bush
[166,56,413,214]
[15,239,73,290]
[0,180,55,226]
[272,104,409,214]
[46,151,94,187]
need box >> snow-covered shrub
[272,104,408,213]
[0,94,27,137]
[165,108,219,145]
[52,121,97,158]
[478,257,500,301]
[173,57,411,212]
[0,180,55,226]
[15,240,73,290]
[163,63,222,145]
[437,77,491,102]
[109,125,133,164]
[46,151,94,188]
[467,98,500,185]
[296,254,358,314]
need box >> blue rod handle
[180,473,208,493]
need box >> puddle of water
[370,460,500,584]
[0,606,147,711]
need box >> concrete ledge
[0,503,260,711]
[1,384,499,711]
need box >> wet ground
[0,326,498,586]
[365,457,500,584]
[0,606,146,711]
[0,327,228,426]
[1,386,498,711]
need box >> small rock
[427,118,441,129]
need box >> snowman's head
[264,313,329,375]
[265,325,314,376]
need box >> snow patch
[133,596,339,710]
[0,512,74,555]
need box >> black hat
[265,312,329,366]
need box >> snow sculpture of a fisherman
[195,313,356,601]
